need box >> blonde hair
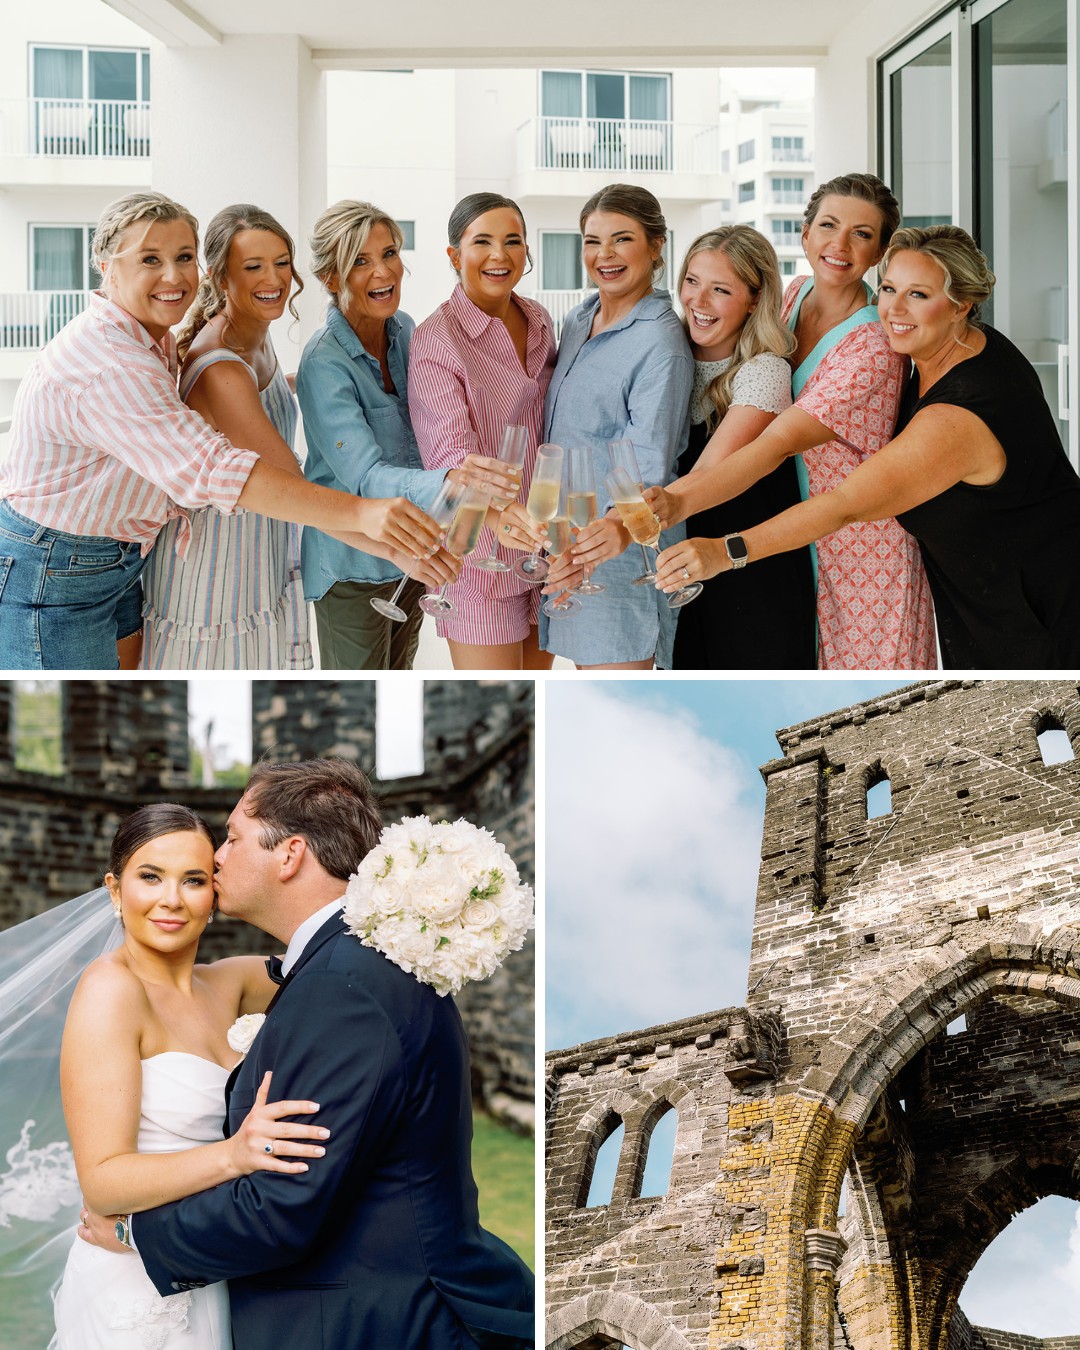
[881,224,996,326]
[93,191,199,278]
[176,204,304,360]
[309,200,403,313]
[579,183,667,278]
[678,226,795,426]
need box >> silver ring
[264,1142,273,1155]
[680,566,690,580]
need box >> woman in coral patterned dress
[649,173,936,670]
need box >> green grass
[472,1112,535,1270]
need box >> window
[772,176,805,203]
[721,149,730,173]
[31,44,151,157]
[771,134,805,161]
[738,180,755,203]
[14,681,63,775]
[780,259,797,276]
[398,221,416,251]
[30,225,99,291]
[1036,715,1074,764]
[584,1120,624,1208]
[375,682,424,778]
[540,232,583,291]
[866,770,892,818]
[737,138,755,163]
[540,70,671,123]
[638,1106,677,1198]
[540,70,671,171]
[772,219,802,247]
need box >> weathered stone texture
[547,680,1080,1349]
[1,679,534,1122]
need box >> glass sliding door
[974,0,1068,442]
[882,21,955,226]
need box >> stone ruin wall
[0,678,534,1125]
[547,679,1080,1349]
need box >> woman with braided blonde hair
[141,203,314,669]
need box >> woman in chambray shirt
[297,200,510,669]
[538,184,692,668]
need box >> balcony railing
[0,99,151,159]
[0,291,91,350]
[517,117,720,176]
[771,190,805,205]
[531,288,591,339]
[770,146,812,163]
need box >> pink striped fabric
[408,286,556,644]
[1,292,258,556]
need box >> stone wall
[0,678,535,1124]
[547,680,1080,1349]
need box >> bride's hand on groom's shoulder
[229,1071,331,1178]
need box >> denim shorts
[0,500,147,670]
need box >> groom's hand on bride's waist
[77,1204,132,1255]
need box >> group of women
[2,171,1077,671]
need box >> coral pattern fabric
[783,277,937,670]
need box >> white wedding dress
[53,1054,233,1350]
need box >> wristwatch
[723,533,749,570]
[115,1214,133,1249]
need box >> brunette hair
[446,192,532,274]
[803,172,901,251]
[881,224,996,326]
[678,225,795,426]
[579,183,667,276]
[108,804,216,879]
[243,758,382,881]
[93,191,199,279]
[176,203,304,360]
[308,200,404,314]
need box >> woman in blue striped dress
[140,203,313,669]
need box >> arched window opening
[946,1014,967,1035]
[866,768,892,819]
[584,1119,624,1208]
[959,1195,1080,1335]
[638,1105,677,1198]
[187,682,252,787]
[376,681,425,778]
[14,680,63,775]
[1036,715,1074,765]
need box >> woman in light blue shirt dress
[538,184,692,668]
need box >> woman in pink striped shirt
[409,193,557,670]
[0,191,454,671]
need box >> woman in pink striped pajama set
[409,193,557,670]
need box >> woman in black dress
[671,225,815,669]
[654,224,1080,669]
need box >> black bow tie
[266,955,286,985]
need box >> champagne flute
[567,446,604,596]
[419,483,490,616]
[369,478,465,623]
[512,442,563,584]
[605,467,701,609]
[540,476,582,619]
[472,424,529,573]
[606,438,656,585]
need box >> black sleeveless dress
[672,420,816,670]
[895,324,1080,668]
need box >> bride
[48,803,328,1349]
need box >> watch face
[726,535,749,563]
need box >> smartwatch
[723,533,749,570]
[115,1214,133,1249]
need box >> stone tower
[546,680,1080,1350]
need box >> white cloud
[959,1196,1080,1334]
[546,685,761,1049]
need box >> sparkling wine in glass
[606,438,655,585]
[369,478,465,623]
[567,445,604,596]
[540,476,581,619]
[604,468,701,608]
[419,484,490,616]
[473,424,529,573]
[513,443,563,584]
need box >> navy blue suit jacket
[135,914,534,1349]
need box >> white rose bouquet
[341,816,534,996]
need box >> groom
[88,758,534,1348]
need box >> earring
[207,908,215,925]
[113,905,124,927]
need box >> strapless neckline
[142,1051,234,1075]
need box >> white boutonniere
[227,1013,265,1055]
[342,816,534,997]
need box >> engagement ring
[681,566,690,580]
[264,1142,273,1155]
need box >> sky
[184,677,424,778]
[545,678,1080,1335]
